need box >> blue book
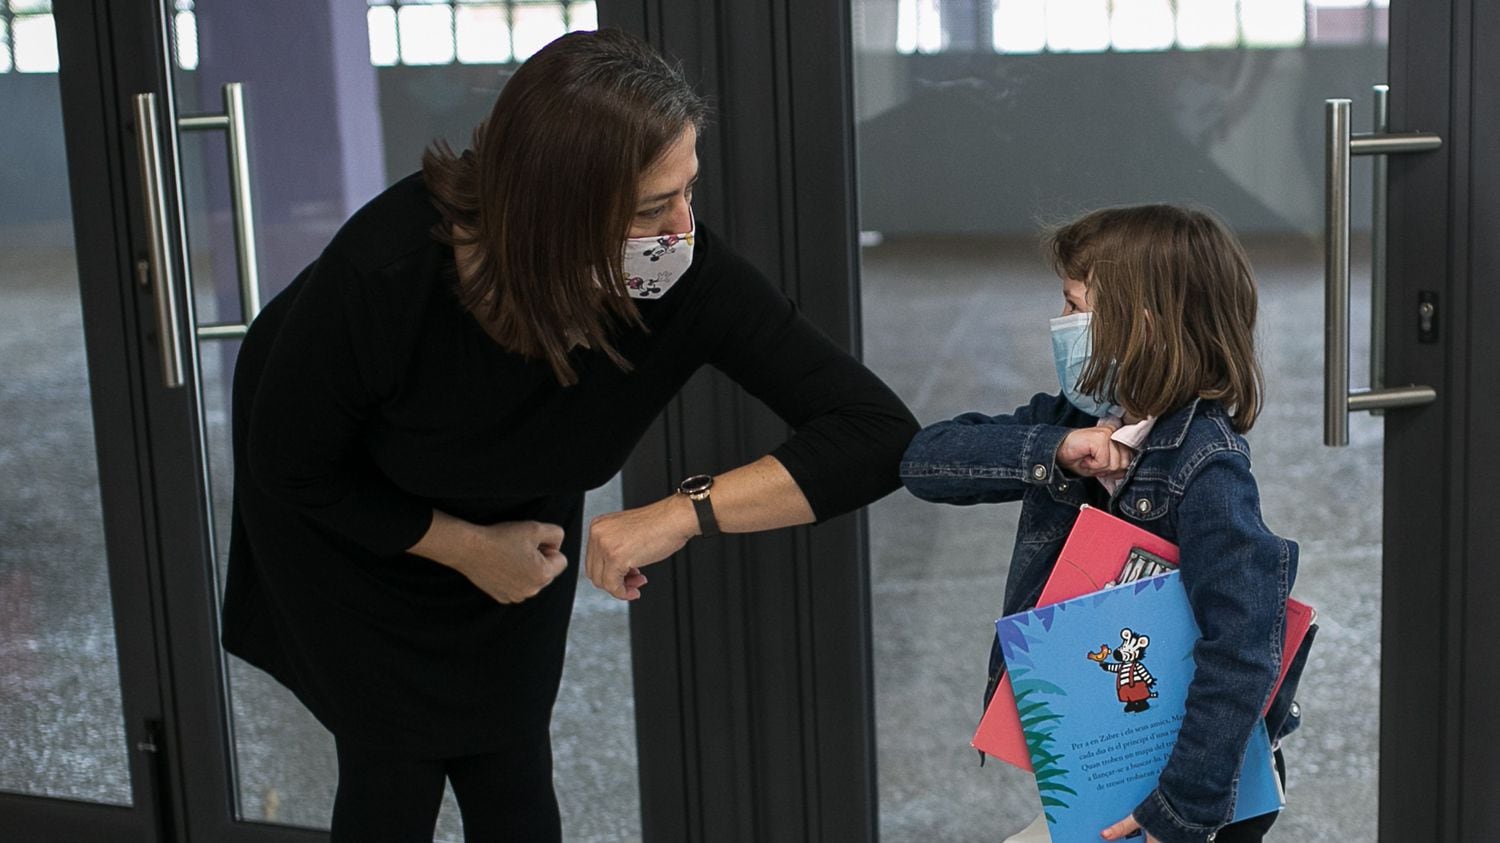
[996,572,1283,842]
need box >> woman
[225,29,917,841]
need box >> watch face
[680,474,713,495]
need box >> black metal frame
[1456,3,1500,836]
[601,1,879,841]
[10,2,324,841]
[1381,0,1500,838]
[1,1,169,840]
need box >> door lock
[1418,292,1439,343]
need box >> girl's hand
[1101,813,1160,842]
[585,494,697,600]
[1057,426,1134,480]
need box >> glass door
[0,1,133,811]
[0,2,165,839]
[852,1,1392,839]
[41,1,641,840]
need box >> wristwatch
[678,473,719,537]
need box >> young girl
[900,205,1307,843]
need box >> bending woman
[224,28,917,842]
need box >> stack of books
[977,505,1315,842]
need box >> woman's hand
[1100,813,1160,842]
[408,511,569,604]
[1057,426,1134,480]
[585,493,698,600]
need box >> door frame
[601,1,880,840]
[32,1,322,840]
[0,0,175,840]
[1382,0,1500,838]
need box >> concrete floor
[1,232,1378,841]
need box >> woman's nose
[658,199,692,236]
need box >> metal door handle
[178,82,262,340]
[1323,91,1441,446]
[132,92,187,388]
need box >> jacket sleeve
[898,391,1082,505]
[244,251,433,555]
[1133,449,1295,843]
[694,247,919,523]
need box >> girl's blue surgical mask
[1049,312,1123,419]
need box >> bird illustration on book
[1092,628,1158,713]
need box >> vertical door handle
[132,92,187,388]
[1322,91,1441,447]
[178,82,262,340]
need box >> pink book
[973,504,1314,770]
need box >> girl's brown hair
[423,29,708,385]
[1044,204,1264,433]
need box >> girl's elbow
[899,471,968,504]
[901,422,961,465]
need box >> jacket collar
[1138,397,1208,452]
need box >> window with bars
[365,0,599,67]
[1,0,57,73]
[898,0,1389,55]
[0,0,594,75]
[0,0,1387,74]
[0,0,198,73]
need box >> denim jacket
[900,392,1307,843]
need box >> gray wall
[0,74,72,246]
[3,46,1386,244]
[853,47,1388,237]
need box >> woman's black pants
[330,728,561,842]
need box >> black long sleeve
[688,231,919,521]
[225,174,916,755]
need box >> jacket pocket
[1116,478,1171,524]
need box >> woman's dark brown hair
[1044,204,1264,433]
[423,29,708,385]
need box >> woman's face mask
[1049,311,1123,419]
[622,213,695,300]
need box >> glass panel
[455,4,511,64]
[397,4,456,65]
[173,11,198,71]
[993,0,1046,54]
[512,3,567,62]
[1241,0,1307,47]
[567,1,599,32]
[367,6,399,66]
[1110,0,1175,51]
[1309,6,1373,45]
[12,13,58,72]
[1176,0,1239,50]
[174,4,642,838]
[854,0,1385,837]
[1046,0,1109,52]
[0,57,131,806]
[897,0,945,54]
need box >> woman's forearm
[583,454,815,600]
[692,454,815,533]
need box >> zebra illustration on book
[1088,628,1158,713]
